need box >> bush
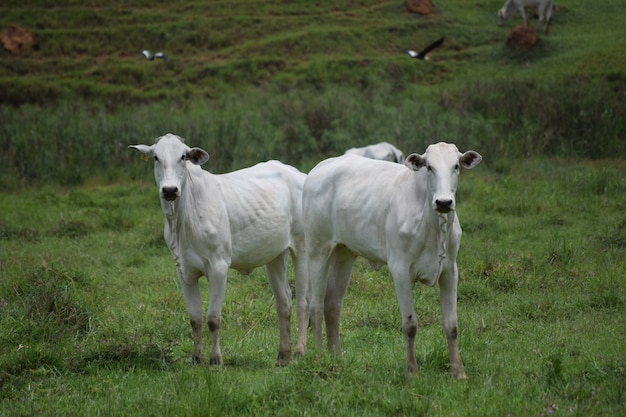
[0,76,624,189]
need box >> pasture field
[1,0,625,189]
[1,0,625,415]
[1,158,624,416]
[1,0,625,106]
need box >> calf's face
[405,142,482,213]
[497,9,506,25]
[129,134,209,202]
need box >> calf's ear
[404,153,426,171]
[186,147,210,165]
[460,151,482,169]
[128,144,154,159]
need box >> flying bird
[141,50,168,61]
[404,37,444,60]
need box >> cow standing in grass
[300,142,481,379]
[497,0,553,33]
[345,142,405,163]
[130,134,308,366]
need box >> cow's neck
[161,175,193,267]
[430,209,454,280]
[161,170,196,225]
[436,212,451,260]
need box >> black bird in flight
[141,50,168,61]
[405,37,444,60]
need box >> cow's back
[219,161,306,270]
[304,155,421,263]
[345,142,404,163]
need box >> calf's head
[497,9,507,26]
[129,134,210,201]
[405,142,481,213]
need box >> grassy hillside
[1,2,625,416]
[1,1,625,189]
[1,0,625,105]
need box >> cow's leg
[439,264,467,380]
[265,250,292,366]
[324,246,356,356]
[520,7,528,26]
[537,4,546,31]
[544,5,553,34]
[308,244,334,352]
[294,250,309,358]
[178,275,205,364]
[390,268,419,374]
[206,263,229,366]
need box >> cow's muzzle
[435,198,454,213]
[161,186,179,201]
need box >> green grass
[1,0,625,105]
[1,0,625,189]
[1,160,624,416]
[0,1,625,415]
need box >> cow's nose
[162,186,179,201]
[435,199,453,212]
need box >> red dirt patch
[1,25,35,55]
[406,0,433,15]
[507,25,538,48]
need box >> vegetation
[1,74,625,189]
[1,0,625,189]
[0,0,624,415]
[1,160,624,416]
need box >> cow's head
[404,142,481,213]
[497,8,507,26]
[129,133,209,202]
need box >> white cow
[345,142,405,163]
[497,0,553,33]
[301,142,481,379]
[129,134,308,366]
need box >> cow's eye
[454,164,459,170]
[154,155,159,162]
[181,154,186,161]
[426,165,432,172]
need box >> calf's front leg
[439,266,467,380]
[179,277,205,364]
[392,271,419,374]
[206,270,228,366]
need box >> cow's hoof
[192,353,205,365]
[275,351,290,367]
[453,370,468,380]
[451,363,467,380]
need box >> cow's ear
[187,147,210,165]
[459,151,482,169]
[404,153,426,171]
[128,144,154,160]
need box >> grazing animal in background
[405,37,444,60]
[497,0,553,33]
[141,50,168,61]
[300,142,481,379]
[344,142,405,163]
[129,134,308,366]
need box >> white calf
[345,142,405,163]
[301,142,481,379]
[497,0,553,33]
[130,134,308,366]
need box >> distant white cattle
[497,0,553,33]
[301,142,481,379]
[345,142,405,163]
[129,134,308,366]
